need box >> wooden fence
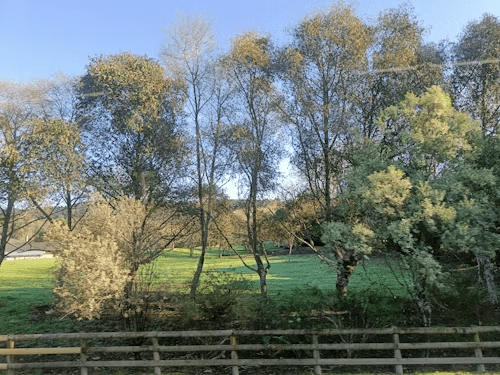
[1,326,500,374]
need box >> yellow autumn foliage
[228,32,271,69]
[364,165,412,217]
[49,195,176,320]
[49,221,129,320]
[293,2,372,70]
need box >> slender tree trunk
[66,187,72,231]
[323,145,332,221]
[246,172,269,295]
[256,255,268,295]
[336,266,355,297]
[322,87,333,222]
[190,114,206,301]
[190,246,206,300]
[0,192,15,267]
[190,100,219,301]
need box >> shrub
[49,196,171,325]
[197,271,252,321]
[279,284,333,315]
[49,222,129,320]
[249,295,284,329]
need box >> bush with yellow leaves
[49,195,176,323]
[49,222,130,320]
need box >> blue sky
[1,0,500,83]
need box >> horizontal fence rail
[1,326,499,374]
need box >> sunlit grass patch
[0,258,56,290]
[156,248,337,295]
[0,258,80,334]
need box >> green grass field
[0,253,498,375]
[0,258,80,334]
[153,248,411,296]
[0,248,413,334]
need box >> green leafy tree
[363,167,456,314]
[78,52,186,201]
[0,81,57,266]
[377,85,478,177]
[223,32,283,294]
[439,164,500,304]
[324,87,478,313]
[360,87,478,322]
[452,13,500,136]
[449,14,500,303]
[162,15,235,300]
[279,2,372,221]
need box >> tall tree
[0,81,53,266]
[279,2,372,222]
[452,13,500,136]
[36,73,88,231]
[439,164,500,304]
[77,52,186,202]
[321,86,479,300]
[161,15,234,300]
[29,118,86,231]
[351,86,479,321]
[224,32,283,294]
[446,14,500,303]
[77,53,193,323]
[354,4,445,141]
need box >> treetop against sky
[1,0,500,83]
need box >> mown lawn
[0,248,412,334]
[155,248,411,297]
[154,248,339,294]
[0,258,80,334]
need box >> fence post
[6,338,14,375]
[474,330,486,373]
[312,334,322,375]
[152,337,162,375]
[80,339,88,375]
[393,332,403,374]
[231,335,239,375]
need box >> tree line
[1,2,500,325]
